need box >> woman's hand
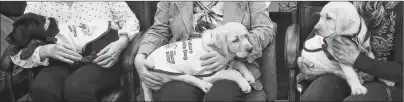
[93,35,129,68]
[297,57,327,80]
[332,36,360,66]
[200,51,230,72]
[134,54,163,89]
[40,44,82,64]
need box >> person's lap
[302,74,399,101]
[153,79,246,101]
[31,60,121,101]
[301,74,351,101]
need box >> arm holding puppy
[135,2,172,88]
[332,36,403,88]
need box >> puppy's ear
[334,5,360,34]
[210,29,230,58]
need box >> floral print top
[192,1,224,36]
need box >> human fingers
[57,51,82,62]
[142,72,163,85]
[102,58,117,68]
[207,62,222,72]
[201,55,217,67]
[300,57,314,68]
[58,46,82,58]
[297,57,310,75]
[60,44,79,52]
[96,45,110,56]
[97,57,112,67]
[341,37,356,46]
[93,50,113,63]
[143,79,161,88]
[54,55,75,64]
[200,52,217,60]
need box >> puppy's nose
[5,36,12,43]
[246,47,253,53]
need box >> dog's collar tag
[44,18,50,31]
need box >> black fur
[6,13,59,60]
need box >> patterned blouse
[10,2,139,68]
[370,9,396,61]
[192,1,224,37]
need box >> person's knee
[63,76,96,101]
[301,74,350,101]
[156,81,204,101]
[31,81,59,98]
[205,80,246,101]
[343,82,389,101]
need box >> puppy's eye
[233,38,239,43]
[16,26,21,29]
[325,14,332,20]
[326,16,332,20]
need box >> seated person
[298,1,402,101]
[134,1,276,101]
[10,1,139,101]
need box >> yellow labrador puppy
[301,2,394,95]
[142,22,255,101]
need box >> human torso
[163,2,251,43]
[32,2,118,53]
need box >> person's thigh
[343,82,390,101]
[153,81,204,101]
[204,80,246,101]
[301,74,350,101]
[30,65,70,101]
[63,63,121,101]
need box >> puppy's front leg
[232,61,255,84]
[339,64,367,95]
[171,75,213,93]
[203,70,251,93]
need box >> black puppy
[6,13,119,68]
[6,13,59,60]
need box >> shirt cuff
[118,26,139,41]
[10,46,49,68]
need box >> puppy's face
[311,2,361,37]
[209,22,252,60]
[6,13,47,48]
[226,27,252,59]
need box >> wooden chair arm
[284,23,300,102]
[120,30,147,101]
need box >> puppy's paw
[237,79,252,93]
[202,82,213,93]
[242,72,255,84]
[351,85,367,95]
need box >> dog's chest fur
[147,38,214,75]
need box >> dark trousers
[30,61,121,101]
[152,80,246,101]
[301,74,403,101]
